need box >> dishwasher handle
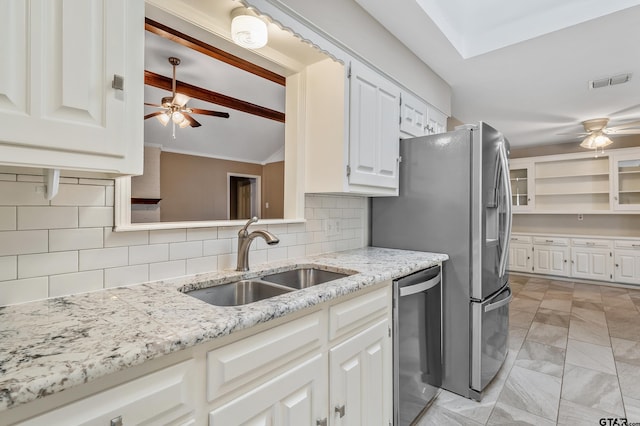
[399,272,441,297]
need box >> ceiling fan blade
[607,120,640,132]
[190,108,230,118]
[557,132,588,136]
[608,129,640,135]
[144,111,166,120]
[144,102,163,108]
[183,113,202,128]
[172,93,190,107]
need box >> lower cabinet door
[533,246,570,277]
[329,319,391,426]
[614,250,640,284]
[571,248,612,281]
[509,243,532,272]
[209,354,328,426]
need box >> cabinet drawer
[614,240,640,250]
[207,312,323,401]
[510,235,532,244]
[533,237,569,246]
[572,238,612,249]
[329,286,390,341]
[19,360,196,425]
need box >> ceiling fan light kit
[231,8,268,49]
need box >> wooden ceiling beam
[145,18,286,86]
[145,70,285,123]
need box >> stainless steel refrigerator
[371,122,513,402]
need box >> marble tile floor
[415,274,640,426]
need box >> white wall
[275,0,451,115]
[0,171,368,306]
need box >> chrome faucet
[236,217,280,271]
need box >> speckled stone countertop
[0,247,447,412]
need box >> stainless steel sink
[186,280,292,306]
[260,267,351,289]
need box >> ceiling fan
[562,118,640,151]
[144,57,230,129]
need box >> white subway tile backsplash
[18,206,78,230]
[187,227,217,241]
[186,256,218,275]
[149,260,186,281]
[267,247,288,262]
[0,207,16,231]
[79,207,113,227]
[103,228,148,247]
[0,181,369,306]
[149,229,186,244]
[170,241,203,260]
[0,277,48,305]
[203,239,233,256]
[129,244,168,265]
[51,184,106,206]
[18,251,78,279]
[0,181,49,206]
[0,256,17,281]
[104,264,149,288]
[49,270,103,297]
[49,228,103,252]
[79,247,128,271]
[0,230,48,256]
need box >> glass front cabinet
[509,159,534,212]
[613,152,640,211]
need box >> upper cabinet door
[0,0,144,175]
[613,152,640,211]
[400,90,427,138]
[426,105,447,135]
[348,61,400,190]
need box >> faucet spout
[236,217,280,271]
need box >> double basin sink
[185,267,353,307]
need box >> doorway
[228,173,261,220]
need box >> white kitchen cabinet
[612,152,640,211]
[18,360,196,426]
[304,58,400,196]
[209,354,328,426]
[348,60,401,191]
[508,235,533,273]
[509,158,535,212]
[425,105,447,135]
[329,319,391,426]
[614,240,640,284]
[0,0,144,176]
[570,239,613,282]
[400,90,427,138]
[533,237,570,277]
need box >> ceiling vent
[589,73,632,89]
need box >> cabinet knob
[335,405,346,418]
[110,417,123,426]
[111,74,124,91]
[316,418,328,426]
[616,264,620,267]
[564,259,567,263]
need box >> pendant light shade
[231,8,268,49]
[580,130,613,149]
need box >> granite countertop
[0,247,447,412]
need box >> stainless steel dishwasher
[393,264,442,426]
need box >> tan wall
[160,152,263,222]
[262,161,285,219]
[131,146,161,223]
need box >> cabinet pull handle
[545,239,554,243]
[586,242,595,246]
[316,418,328,426]
[112,74,124,91]
[335,405,346,418]
[632,244,640,248]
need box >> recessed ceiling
[415,0,640,58]
[355,0,640,148]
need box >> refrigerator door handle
[484,286,512,313]
[497,140,513,277]
[399,272,442,297]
